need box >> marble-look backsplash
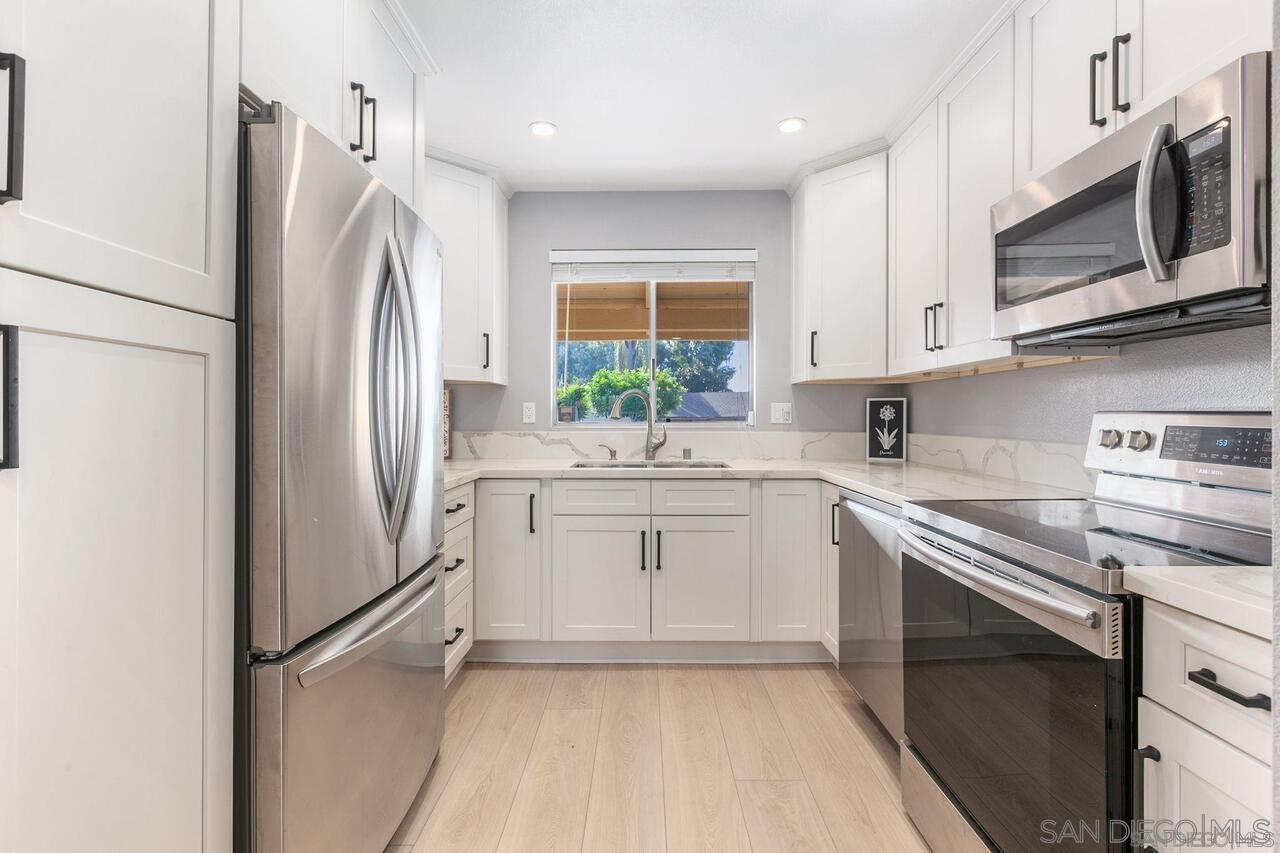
[908,433,1096,493]
[450,429,865,462]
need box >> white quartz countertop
[1124,564,1273,639]
[443,458,1087,506]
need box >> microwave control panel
[1177,120,1231,258]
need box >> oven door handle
[1135,122,1174,283]
[898,529,1100,629]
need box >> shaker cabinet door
[0,0,239,318]
[760,481,821,642]
[650,515,750,642]
[888,102,940,376]
[551,516,651,641]
[475,480,543,640]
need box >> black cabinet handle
[924,305,934,352]
[445,558,465,572]
[363,95,378,163]
[655,530,662,571]
[1089,51,1108,127]
[349,82,367,152]
[809,330,817,367]
[1132,745,1161,822]
[932,302,944,351]
[444,502,467,515]
[444,626,465,646]
[483,332,490,370]
[0,325,16,469]
[640,529,646,571]
[0,53,26,204]
[831,502,839,546]
[1111,34,1131,113]
[1188,668,1271,711]
[529,493,535,534]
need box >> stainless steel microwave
[991,52,1269,347]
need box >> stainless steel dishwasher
[837,491,903,742]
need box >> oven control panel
[1084,411,1271,493]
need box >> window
[554,271,752,425]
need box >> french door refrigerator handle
[387,235,422,542]
[0,325,16,468]
[898,528,1099,628]
[1136,123,1174,282]
[0,54,25,203]
[369,252,397,535]
[297,571,439,688]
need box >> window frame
[549,276,756,429]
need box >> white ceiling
[407,0,1008,191]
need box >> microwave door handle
[385,234,421,542]
[1136,123,1174,282]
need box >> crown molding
[424,146,514,198]
[381,0,442,76]
[882,0,1020,145]
[785,137,889,196]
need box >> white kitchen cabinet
[888,102,941,376]
[791,153,888,382]
[551,516,651,641]
[1114,0,1270,126]
[651,515,750,641]
[475,480,542,640]
[935,18,1018,367]
[0,268,234,853]
[424,158,510,385]
[1012,0,1115,188]
[820,484,841,660]
[760,482,821,642]
[0,0,238,318]
[241,0,431,207]
[444,580,474,683]
[1137,698,1272,846]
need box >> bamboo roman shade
[557,280,750,341]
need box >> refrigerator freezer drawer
[254,565,444,853]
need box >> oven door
[898,528,1129,853]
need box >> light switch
[522,402,537,424]
[770,402,793,424]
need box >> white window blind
[551,261,756,282]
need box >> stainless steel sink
[571,460,730,469]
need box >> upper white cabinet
[0,268,234,852]
[887,103,941,376]
[475,480,542,640]
[241,0,431,207]
[424,157,510,385]
[0,0,238,318]
[791,153,887,382]
[760,482,821,642]
[1013,0,1270,186]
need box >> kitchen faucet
[608,388,667,460]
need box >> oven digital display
[1159,425,1271,468]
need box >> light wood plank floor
[388,663,927,853]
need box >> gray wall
[450,190,898,432]
[905,325,1272,445]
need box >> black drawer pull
[445,558,465,572]
[1089,51,1108,127]
[0,53,26,204]
[640,529,646,571]
[1111,34,1131,113]
[363,95,378,163]
[831,502,839,546]
[809,330,817,367]
[444,626,464,646]
[1133,745,1161,822]
[444,502,467,515]
[931,302,944,350]
[483,332,490,370]
[1188,668,1271,711]
[655,529,662,571]
[349,81,366,152]
[529,493,536,534]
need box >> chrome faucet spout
[608,389,666,461]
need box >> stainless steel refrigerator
[241,102,445,853]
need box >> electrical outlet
[522,402,536,424]
[770,402,793,424]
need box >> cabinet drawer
[443,483,475,531]
[651,480,750,515]
[444,582,474,681]
[553,479,651,515]
[1143,600,1272,764]
[442,520,474,604]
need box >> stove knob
[1124,429,1152,451]
[1098,428,1123,449]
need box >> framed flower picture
[866,398,906,462]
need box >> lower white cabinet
[552,515,651,641]
[0,268,234,853]
[475,480,542,640]
[820,484,841,659]
[651,515,751,641]
[1137,698,1272,846]
[760,481,821,641]
[444,580,474,682]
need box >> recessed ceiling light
[529,121,557,137]
[777,117,807,134]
